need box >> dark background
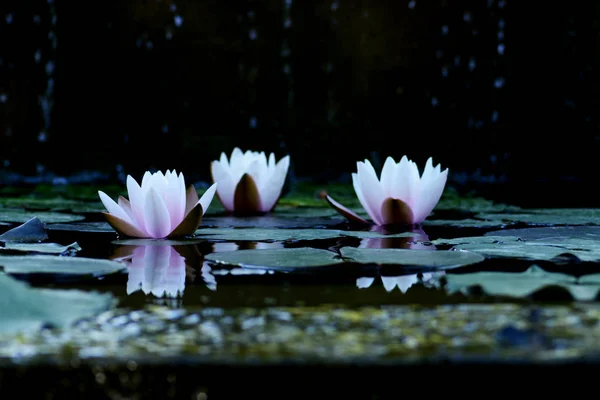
[0,0,597,207]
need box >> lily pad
[434,235,600,262]
[341,230,429,240]
[424,218,507,229]
[0,209,85,224]
[446,264,598,301]
[485,226,600,241]
[476,209,600,226]
[1,242,81,255]
[46,222,116,233]
[0,217,48,243]
[0,197,104,213]
[0,255,126,276]
[112,238,206,246]
[0,274,114,335]
[195,227,346,242]
[339,247,484,269]
[204,247,344,270]
[201,208,341,229]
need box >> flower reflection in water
[111,243,203,298]
[356,226,443,292]
[359,226,434,250]
[357,272,443,293]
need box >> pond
[1,182,600,396]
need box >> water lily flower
[98,170,217,238]
[357,272,443,293]
[326,156,448,226]
[210,147,290,215]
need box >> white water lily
[357,272,443,293]
[211,147,290,215]
[125,245,186,298]
[98,170,217,238]
[326,156,448,226]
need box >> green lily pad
[476,209,600,226]
[0,197,104,213]
[204,247,344,270]
[0,209,85,224]
[339,247,485,269]
[0,255,126,276]
[0,217,48,243]
[446,264,598,300]
[46,222,116,233]
[341,230,428,239]
[485,226,600,241]
[112,238,205,246]
[195,227,346,242]
[433,235,600,262]
[1,242,81,255]
[0,274,114,335]
[424,218,507,228]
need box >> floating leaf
[339,247,484,269]
[0,217,48,243]
[112,238,205,246]
[424,218,507,228]
[0,274,114,335]
[46,222,116,233]
[204,247,344,270]
[195,227,346,242]
[434,235,600,262]
[0,255,126,276]
[0,197,103,213]
[446,265,598,300]
[485,226,600,241]
[1,242,81,255]
[201,207,341,229]
[0,209,85,224]
[476,209,600,226]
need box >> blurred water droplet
[498,0,505,8]
[34,50,42,64]
[494,77,505,88]
[431,97,439,107]
[441,25,449,35]
[497,43,505,55]
[249,29,257,40]
[408,0,416,8]
[146,41,153,50]
[284,0,293,6]
[463,12,472,22]
[0,94,7,103]
[487,0,494,7]
[36,164,45,174]
[165,27,173,40]
[38,132,47,143]
[331,1,339,11]
[498,19,505,29]
[491,110,499,122]
[45,61,54,75]
[284,17,292,29]
[33,15,41,24]
[441,66,448,77]
[283,64,291,75]
[454,56,461,66]
[497,30,504,40]
[174,15,183,27]
[248,10,255,19]
[162,124,169,134]
[468,57,476,71]
[475,120,484,129]
[170,4,177,12]
[3,160,9,167]
[249,116,257,128]
[5,14,13,24]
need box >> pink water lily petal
[357,160,385,225]
[198,182,218,215]
[126,175,147,235]
[413,160,448,223]
[379,157,397,198]
[352,172,380,225]
[143,187,172,238]
[98,191,135,226]
[211,160,236,211]
[260,155,289,211]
